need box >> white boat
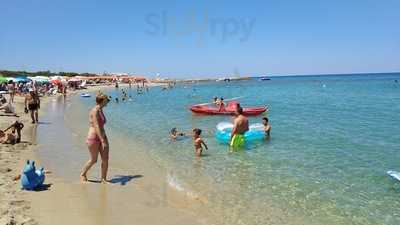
[80,93,91,98]
[259,76,271,81]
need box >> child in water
[262,117,271,138]
[193,128,208,156]
[170,128,185,140]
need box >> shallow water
[41,74,400,225]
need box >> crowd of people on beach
[0,80,69,146]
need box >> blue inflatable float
[21,160,45,190]
[215,122,265,145]
[81,93,91,98]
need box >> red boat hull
[190,104,267,116]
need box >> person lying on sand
[0,121,24,144]
[193,128,208,157]
[170,128,186,140]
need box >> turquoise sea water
[52,74,400,225]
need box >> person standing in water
[230,106,249,148]
[24,89,40,124]
[262,117,271,138]
[80,93,110,183]
[193,128,208,156]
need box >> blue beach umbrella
[14,76,31,83]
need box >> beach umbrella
[6,77,16,82]
[0,76,8,83]
[68,77,81,82]
[14,76,31,83]
[29,76,50,83]
[51,79,61,85]
[50,76,61,80]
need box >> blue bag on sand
[21,160,45,190]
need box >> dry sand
[0,96,42,225]
[0,85,208,225]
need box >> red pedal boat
[190,101,268,116]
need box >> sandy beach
[0,85,208,225]
[0,95,43,225]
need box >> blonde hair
[96,92,109,105]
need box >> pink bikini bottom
[86,134,101,145]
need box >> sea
[37,73,400,225]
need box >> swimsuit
[86,110,106,145]
[28,103,39,111]
[230,134,245,148]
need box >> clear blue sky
[0,0,399,78]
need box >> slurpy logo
[145,10,256,45]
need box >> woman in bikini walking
[80,93,110,183]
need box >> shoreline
[0,84,209,225]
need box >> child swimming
[193,128,208,157]
[170,128,185,140]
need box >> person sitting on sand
[193,128,208,157]
[0,130,16,144]
[80,93,110,183]
[24,89,40,124]
[0,94,6,104]
[170,128,185,140]
[262,117,271,138]
[0,100,15,114]
[0,120,23,144]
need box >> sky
[0,0,399,78]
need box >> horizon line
[1,68,399,79]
